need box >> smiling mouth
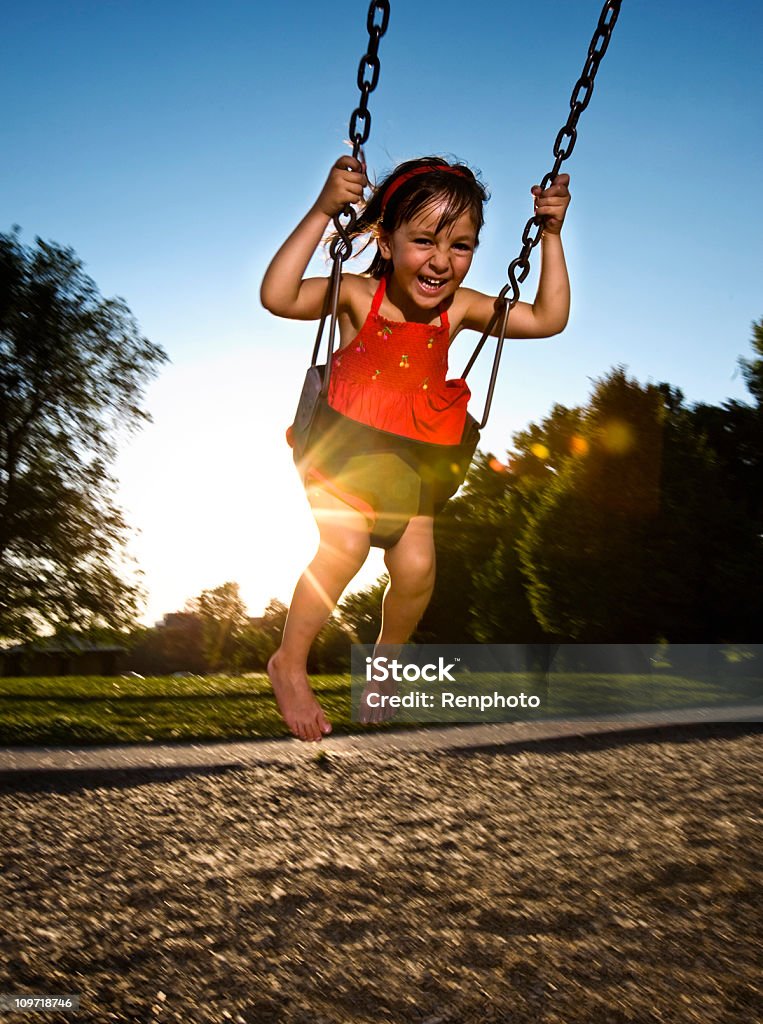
[418,275,447,293]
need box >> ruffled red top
[326,276,470,446]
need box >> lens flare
[570,434,589,456]
[600,419,635,454]
[530,443,550,460]
[488,457,508,473]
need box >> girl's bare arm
[458,175,571,339]
[260,156,367,320]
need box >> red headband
[379,164,469,217]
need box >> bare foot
[359,676,400,724]
[359,648,403,725]
[267,652,332,742]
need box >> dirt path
[1,725,760,1023]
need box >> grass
[0,673,348,746]
[0,671,759,746]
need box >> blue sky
[2,1,762,623]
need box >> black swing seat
[290,364,479,548]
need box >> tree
[338,579,388,645]
[518,364,763,642]
[737,316,763,407]
[0,229,167,641]
[185,581,249,671]
[232,598,288,671]
[309,615,355,674]
[422,453,514,643]
[518,369,668,641]
[469,404,585,644]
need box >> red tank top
[327,276,470,445]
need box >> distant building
[1,637,126,677]
[157,612,198,629]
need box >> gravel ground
[0,724,760,1024]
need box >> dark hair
[329,156,489,279]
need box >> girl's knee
[317,525,371,569]
[386,546,435,589]
[309,488,372,567]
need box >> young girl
[261,154,571,741]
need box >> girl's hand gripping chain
[530,173,571,236]
[260,155,367,320]
[315,156,368,218]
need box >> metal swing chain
[329,0,391,266]
[462,0,622,427]
[505,0,622,306]
[313,0,390,377]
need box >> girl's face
[378,199,478,315]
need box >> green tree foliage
[429,317,763,644]
[687,320,763,558]
[232,598,288,671]
[235,596,354,673]
[469,405,584,644]
[0,229,167,641]
[309,614,354,674]
[517,357,763,642]
[185,581,249,670]
[415,452,514,643]
[338,578,388,645]
[649,394,761,640]
[519,368,666,640]
[126,593,354,675]
[737,316,763,407]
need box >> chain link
[500,0,622,308]
[329,0,391,264]
[462,0,622,423]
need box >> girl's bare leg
[268,487,371,741]
[378,515,436,645]
[361,515,436,723]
